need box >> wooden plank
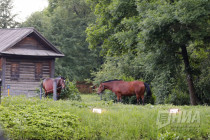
[50,59,55,78]
[4,58,53,91]
[4,81,41,85]
[15,36,47,50]
[2,58,6,89]
[4,82,41,89]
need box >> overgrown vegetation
[0,0,19,28]
[22,0,101,81]
[59,79,81,100]
[86,0,210,105]
[0,95,209,140]
[1,0,209,105]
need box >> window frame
[11,63,20,80]
[35,62,43,80]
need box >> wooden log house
[0,28,64,96]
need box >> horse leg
[117,93,122,103]
[141,95,144,105]
[44,92,47,98]
[136,94,140,105]
[57,92,60,100]
[57,90,62,100]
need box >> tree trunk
[181,45,198,105]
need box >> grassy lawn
[0,94,209,140]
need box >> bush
[59,79,81,101]
[0,97,79,140]
[164,88,190,105]
[101,90,116,102]
[0,95,209,139]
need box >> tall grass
[0,94,209,139]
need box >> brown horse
[42,77,65,97]
[97,80,152,105]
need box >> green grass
[0,94,209,140]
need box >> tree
[48,0,101,81]
[86,0,210,105]
[136,0,209,105]
[23,0,101,81]
[21,11,51,38]
[0,0,19,28]
[86,0,139,55]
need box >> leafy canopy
[86,0,210,104]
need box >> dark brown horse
[42,77,65,97]
[97,80,152,105]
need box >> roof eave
[32,29,64,55]
[0,28,65,57]
[0,53,65,58]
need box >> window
[35,63,43,80]
[11,63,19,80]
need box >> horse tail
[144,83,152,97]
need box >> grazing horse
[97,80,152,105]
[42,77,65,97]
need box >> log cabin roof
[0,27,64,57]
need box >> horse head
[58,77,66,89]
[97,83,105,94]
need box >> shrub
[101,91,116,102]
[59,79,81,101]
[0,97,79,140]
[0,95,209,139]
[164,88,190,105]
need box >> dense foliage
[0,95,209,139]
[86,0,210,105]
[0,0,209,139]
[0,97,79,139]
[22,0,101,81]
[59,79,81,100]
[0,0,19,28]
[2,0,208,105]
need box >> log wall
[2,58,53,96]
[13,36,50,50]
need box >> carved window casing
[11,63,19,80]
[35,63,43,80]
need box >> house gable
[0,28,64,57]
[12,36,50,50]
[0,28,62,96]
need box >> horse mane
[102,79,123,83]
[54,77,65,84]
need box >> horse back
[131,81,145,88]
[119,81,145,95]
[43,78,54,93]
